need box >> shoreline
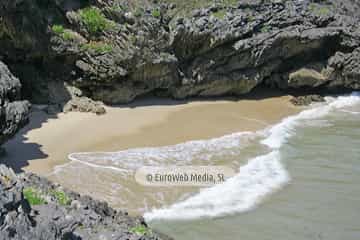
[2,94,300,176]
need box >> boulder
[63,97,106,115]
[288,68,327,88]
[0,61,30,145]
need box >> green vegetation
[52,24,65,35]
[23,187,71,206]
[129,34,137,44]
[248,14,256,22]
[81,41,113,54]
[52,25,78,41]
[159,0,211,17]
[260,25,271,33]
[130,225,151,236]
[212,9,227,20]
[61,30,77,41]
[221,0,238,6]
[151,9,161,18]
[317,6,330,15]
[134,8,144,17]
[79,7,111,34]
[49,189,71,206]
[160,0,237,17]
[110,5,124,12]
[309,3,331,15]
[23,187,46,206]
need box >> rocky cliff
[0,165,170,240]
[0,59,165,238]
[0,61,30,145]
[0,0,359,106]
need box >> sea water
[50,92,360,239]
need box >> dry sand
[2,94,299,175]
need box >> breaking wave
[144,92,360,221]
[51,92,360,221]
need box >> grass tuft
[52,25,78,41]
[151,9,161,18]
[23,187,46,206]
[212,10,227,20]
[309,3,331,15]
[81,41,113,54]
[130,225,151,236]
[260,25,271,33]
[49,189,71,206]
[52,25,65,35]
[79,7,111,34]
[61,30,77,41]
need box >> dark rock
[0,165,171,240]
[0,61,30,145]
[45,104,62,115]
[0,148,5,158]
[290,94,326,106]
[1,0,360,105]
[326,47,360,90]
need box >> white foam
[58,93,360,173]
[341,109,360,115]
[144,150,288,220]
[54,131,257,173]
[261,92,360,149]
[145,92,360,221]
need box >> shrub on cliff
[79,7,111,34]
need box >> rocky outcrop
[325,47,360,89]
[0,61,30,145]
[0,0,359,105]
[0,0,176,105]
[0,165,170,240]
[63,97,106,115]
[171,1,360,97]
[288,68,327,88]
[290,94,325,106]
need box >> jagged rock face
[0,61,30,145]
[0,0,179,104]
[0,165,171,240]
[171,0,360,97]
[0,0,360,104]
[326,47,360,89]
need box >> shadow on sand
[0,109,59,173]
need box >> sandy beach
[2,93,299,175]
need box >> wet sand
[2,94,299,175]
